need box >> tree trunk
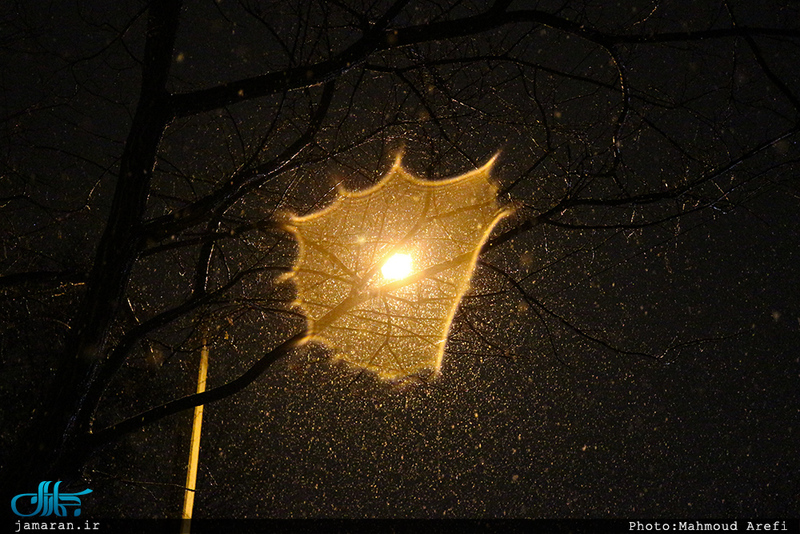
[2,1,184,491]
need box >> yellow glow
[285,154,511,380]
[381,253,413,280]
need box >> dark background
[1,0,798,520]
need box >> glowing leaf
[283,155,511,380]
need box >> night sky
[1,0,799,524]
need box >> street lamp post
[180,338,209,533]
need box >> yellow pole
[180,339,209,534]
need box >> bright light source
[381,253,413,280]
